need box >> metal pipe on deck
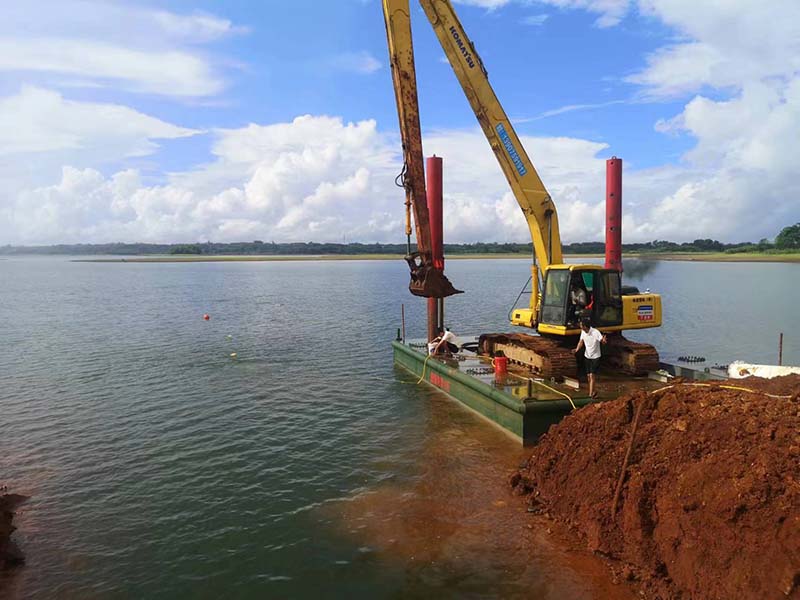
[605,157,623,272]
[427,155,445,340]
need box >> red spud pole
[427,156,444,341]
[605,157,623,272]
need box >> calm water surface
[0,257,796,598]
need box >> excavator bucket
[405,253,463,298]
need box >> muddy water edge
[325,388,638,599]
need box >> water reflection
[327,390,634,599]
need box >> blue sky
[139,0,688,171]
[1,0,798,244]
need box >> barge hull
[393,340,593,445]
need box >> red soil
[511,376,800,599]
[0,493,27,569]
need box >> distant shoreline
[68,252,800,264]
[632,252,800,263]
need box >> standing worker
[573,319,607,399]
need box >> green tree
[757,238,773,251]
[775,223,800,249]
[170,244,203,255]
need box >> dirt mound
[511,378,800,599]
[1,492,27,569]
[728,373,800,396]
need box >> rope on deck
[532,379,578,410]
[649,382,793,400]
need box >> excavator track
[479,332,660,378]
[478,333,576,378]
[603,334,660,376]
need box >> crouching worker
[428,327,459,355]
[573,319,607,399]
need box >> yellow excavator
[382,0,662,376]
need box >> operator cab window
[581,272,594,292]
[566,271,592,327]
[593,271,623,327]
[540,270,570,326]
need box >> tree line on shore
[2,224,798,256]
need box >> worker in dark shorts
[428,326,460,355]
[573,319,607,399]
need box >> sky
[0,0,798,245]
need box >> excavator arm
[382,0,461,298]
[419,0,564,322]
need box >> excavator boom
[382,0,461,298]
[418,0,563,270]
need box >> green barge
[393,337,725,445]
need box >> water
[1,257,796,598]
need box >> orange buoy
[203,314,210,321]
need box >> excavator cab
[539,266,623,332]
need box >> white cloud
[2,109,794,246]
[0,86,201,231]
[537,0,631,27]
[455,0,630,26]
[0,113,622,245]
[0,39,224,97]
[328,52,383,75]
[152,10,248,43]
[618,0,800,242]
[454,0,513,9]
[517,99,628,122]
[626,42,724,99]
[0,87,199,158]
[0,116,396,244]
[2,1,244,44]
[7,167,143,243]
[632,0,800,97]
[0,1,244,97]
[2,109,795,246]
[631,79,800,241]
[522,14,550,26]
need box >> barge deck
[393,337,726,445]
